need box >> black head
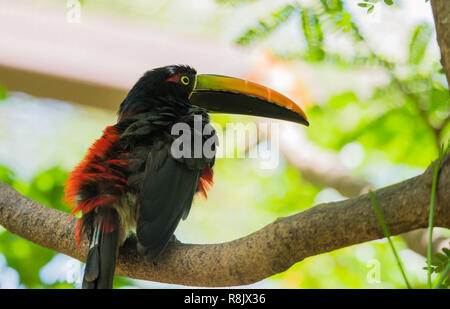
[118,64,309,126]
[118,65,197,119]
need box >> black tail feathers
[82,210,119,289]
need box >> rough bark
[273,122,449,259]
[431,0,450,86]
[0,153,449,287]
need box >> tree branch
[431,0,450,86]
[272,121,450,259]
[0,153,449,287]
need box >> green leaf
[320,0,343,13]
[435,263,450,289]
[434,253,449,263]
[443,248,450,258]
[384,0,394,5]
[358,3,371,7]
[423,266,438,273]
[367,5,375,14]
[235,4,296,46]
[408,23,433,65]
[301,8,325,61]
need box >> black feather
[82,210,119,289]
[83,246,100,282]
[136,142,204,259]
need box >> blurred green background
[0,0,449,288]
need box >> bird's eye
[180,76,190,85]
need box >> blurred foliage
[236,0,449,167]
[409,23,433,65]
[369,191,412,288]
[214,0,257,7]
[0,84,8,101]
[0,166,73,288]
[426,248,450,289]
[236,4,296,46]
[233,0,449,288]
[0,0,449,289]
[357,0,394,14]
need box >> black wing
[136,142,204,259]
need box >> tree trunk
[431,0,450,85]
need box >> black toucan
[64,65,309,289]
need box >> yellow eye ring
[180,76,190,85]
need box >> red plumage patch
[74,220,82,246]
[64,126,128,247]
[105,159,129,167]
[165,73,181,83]
[101,215,119,234]
[71,195,118,215]
[197,165,214,199]
[64,126,121,206]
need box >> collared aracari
[64,65,309,289]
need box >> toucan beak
[190,74,309,126]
